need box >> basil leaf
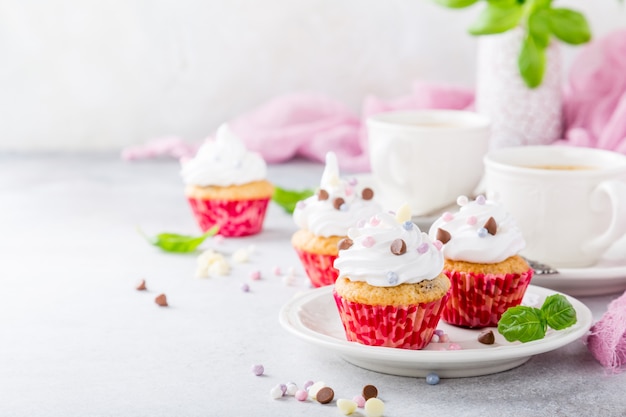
[497,306,547,343]
[518,33,546,88]
[272,186,314,214]
[528,9,551,49]
[141,226,219,253]
[541,294,578,330]
[433,0,479,8]
[547,8,591,45]
[468,2,523,35]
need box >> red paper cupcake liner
[293,247,339,287]
[333,290,449,350]
[441,268,533,328]
[187,197,270,237]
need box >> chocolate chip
[361,187,374,200]
[318,189,329,201]
[316,386,334,404]
[436,228,451,244]
[155,293,168,307]
[362,384,378,400]
[338,238,353,251]
[390,239,407,255]
[478,330,495,345]
[333,197,345,210]
[136,279,147,291]
[484,216,497,235]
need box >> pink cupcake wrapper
[187,197,270,237]
[293,248,339,287]
[333,290,449,350]
[442,269,533,328]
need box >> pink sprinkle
[448,343,462,350]
[249,270,261,281]
[345,186,354,196]
[442,212,454,222]
[295,389,308,401]
[467,216,477,226]
[241,283,250,292]
[440,334,450,343]
[273,266,282,276]
[417,243,429,254]
[369,216,381,226]
[353,395,366,408]
[433,240,443,251]
[348,177,358,186]
[362,236,376,248]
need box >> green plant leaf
[468,2,523,35]
[547,8,591,45]
[433,0,480,8]
[271,186,314,214]
[140,226,219,253]
[497,306,547,343]
[541,294,577,330]
[528,9,551,49]
[518,33,546,88]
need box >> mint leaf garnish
[497,293,578,343]
[139,226,219,253]
[497,306,547,343]
[271,186,314,214]
[541,294,577,331]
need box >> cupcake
[181,124,274,237]
[292,152,381,287]
[333,205,451,350]
[428,195,533,328]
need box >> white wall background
[0,0,624,151]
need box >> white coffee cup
[367,110,490,216]
[484,145,626,268]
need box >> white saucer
[531,259,626,297]
[279,285,592,378]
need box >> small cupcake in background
[333,204,450,350]
[428,195,533,328]
[292,151,381,287]
[181,124,274,237]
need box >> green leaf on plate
[140,225,219,253]
[497,305,547,343]
[518,33,546,88]
[272,186,314,214]
[547,8,591,45]
[528,9,551,49]
[433,0,480,8]
[468,2,523,35]
[541,294,577,330]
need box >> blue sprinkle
[386,271,399,285]
[339,203,348,212]
[402,221,414,231]
[478,227,488,238]
[426,372,440,385]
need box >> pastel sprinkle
[478,227,488,238]
[362,236,376,248]
[467,216,477,226]
[395,203,412,223]
[296,201,306,210]
[442,212,454,222]
[273,266,282,276]
[279,384,287,395]
[448,342,462,350]
[270,385,283,399]
[337,399,358,415]
[402,221,414,231]
[308,381,326,399]
[431,334,440,343]
[348,177,358,186]
[387,271,399,285]
[286,382,298,396]
[241,283,250,292]
[440,334,450,343]
[353,395,366,408]
[476,195,486,205]
[457,195,469,206]
[339,203,348,211]
[252,364,264,376]
[303,380,314,390]
[345,186,354,196]
[433,240,443,251]
[364,397,385,417]
[295,389,308,401]
[434,329,445,337]
[426,372,440,385]
[369,216,381,226]
[249,270,261,280]
[357,219,367,228]
[417,242,429,254]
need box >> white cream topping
[293,152,381,237]
[428,195,526,264]
[180,124,267,186]
[333,208,444,287]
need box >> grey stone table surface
[1,153,625,417]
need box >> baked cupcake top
[180,124,267,187]
[293,152,381,237]
[428,195,525,264]
[333,204,444,287]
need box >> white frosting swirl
[180,124,267,186]
[428,196,526,264]
[293,152,381,237]
[334,210,444,287]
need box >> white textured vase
[475,28,563,150]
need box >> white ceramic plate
[279,285,592,378]
[531,260,626,297]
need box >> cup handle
[378,137,407,186]
[583,180,626,257]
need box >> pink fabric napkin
[122,29,626,172]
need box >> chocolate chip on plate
[316,386,334,404]
[478,330,495,345]
[362,384,378,400]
